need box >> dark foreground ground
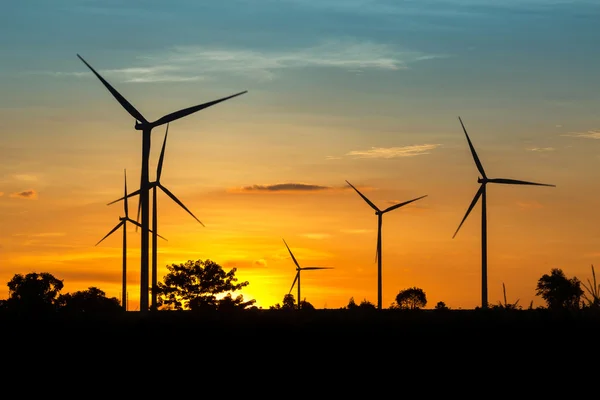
[3,308,599,348]
[2,308,599,384]
[3,309,596,389]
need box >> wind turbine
[95,169,166,311]
[77,54,246,312]
[108,123,204,310]
[345,180,427,310]
[452,116,555,309]
[283,239,332,310]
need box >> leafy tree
[359,298,376,310]
[536,268,584,310]
[269,294,296,310]
[394,287,427,310]
[347,297,358,310]
[4,272,64,314]
[155,259,250,311]
[216,293,256,311]
[434,301,449,311]
[282,293,296,310]
[300,299,315,310]
[57,287,122,314]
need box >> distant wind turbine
[77,54,246,312]
[108,123,204,310]
[345,180,427,310]
[453,116,555,309]
[283,239,332,310]
[95,169,166,311]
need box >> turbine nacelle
[477,177,486,184]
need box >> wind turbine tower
[109,123,204,310]
[78,54,246,311]
[453,117,555,308]
[96,169,165,311]
[345,180,427,310]
[283,239,332,310]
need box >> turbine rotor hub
[477,177,487,184]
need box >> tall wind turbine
[77,54,246,312]
[283,239,332,310]
[95,169,165,311]
[345,180,427,310]
[109,123,204,310]
[453,116,555,309]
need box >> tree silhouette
[536,268,583,310]
[299,298,314,310]
[155,259,250,311]
[57,287,122,314]
[282,293,296,310]
[359,298,376,310]
[216,293,256,311]
[394,287,427,310]
[347,297,358,310]
[434,301,449,311]
[4,272,64,314]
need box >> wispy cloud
[231,183,332,193]
[13,174,38,182]
[48,40,441,83]
[562,130,600,139]
[30,232,66,238]
[253,259,267,267]
[345,144,441,159]
[301,233,331,240]
[340,229,372,234]
[516,201,544,210]
[528,147,555,152]
[10,189,38,200]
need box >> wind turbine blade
[282,238,301,269]
[289,272,299,294]
[301,267,334,270]
[453,185,484,239]
[152,91,248,127]
[458,117,487,179]
[127,219,168,241]
[159,185,205,227]
[95,221,124,246]
[107,189,142,206]
[157,123,169,182]
[345,180,380,212]
[382,195,428,214]
[135,173,142,232]
[123,169,129,217]
[76,54,148,124]
[487,178,555,187]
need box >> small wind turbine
[95,169,166,311]
[345,180,427,310]
[108,123,204,310]
[77,54,246,312]
[453,116,555,309]
[283,239,332,310]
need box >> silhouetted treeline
[1,264,598,319]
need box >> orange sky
[2,0,600,310]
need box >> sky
[1,0,599,310]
